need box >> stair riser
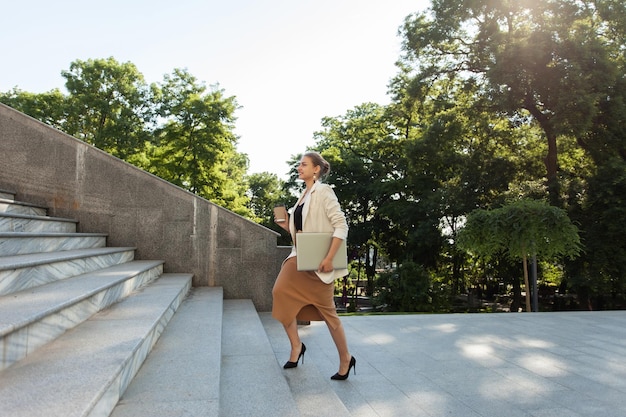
[0,217,77,233]
[0,250,135,296]
[0,235,106,256]
[92,278,191,417]
[1,264,164,371]
[0,202,47,217]
[0,192,15,200]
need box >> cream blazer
[286,181,349,282]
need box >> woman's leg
[326,320,352,374]
[283,319,303,362]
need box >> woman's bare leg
[326,321,352,374]
[283,319,303,362]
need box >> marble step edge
[0,211,78,224]
[0,189,15,200]
[0,213,78,233]
[0,259,165,337]
[0,233,108,256]
[0,197,47,210]
[0,247,136,297]
[0,201,47,217]
[0,274,192,417]
[0,260,165,370]
[0,246,136,270]
[0,232,107,238]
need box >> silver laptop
[296,232,348,271]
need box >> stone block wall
[0,103,289,311]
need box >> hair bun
[304,151,331,179]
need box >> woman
[272,151,356,380]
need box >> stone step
[0,197,47,216]
[0,212,78,233]
[0,231,107,256]
[111,287,224,417]
[0,246,136,296]
[0,273,192,417]
[0,259,164,370]
[0,188,16,200]
[219,300,300,417]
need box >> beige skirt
[272,257,340,330]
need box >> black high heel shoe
[331,356,356,380]
[283,343,306,369]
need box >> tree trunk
[522,254,531,312]
[510,277,522,312]
[544,132,560,206]
[523,94,560,205]
[367,245,378,296]
[451,252,459,296]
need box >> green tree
[458,199,581,311]
[567,158,626,309]
[388,73,546,298]
[149,68,251,215]
[314,102,407,294]
[399,0,624,205]
[0,88,67,130]
[61,57,156,159]
[246,171,294,244]
[375,261,441,312]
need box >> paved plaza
[261,310,626,417]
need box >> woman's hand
[318,237,344,272]
[274,216,290,232]
[273,205,290,232]
[318,257,334,273]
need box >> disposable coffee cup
[273,205,287,223]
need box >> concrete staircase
[0,188,350,417]
[0,188,192,417]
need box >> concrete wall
[0,103,291,311]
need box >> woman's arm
[275,216,290,232]
[318,185,348,272]
[318,236,344,273]
[320,185,348,239]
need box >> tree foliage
[149,68,249,213]
[458,199,581,262]
[246,171,295,245]
[458,199,581,311]
[61,58,156,159]
[399,0,625,205]
[0,58,251,216]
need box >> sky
[1,0,430,178]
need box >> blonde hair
[303,151,331,180]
